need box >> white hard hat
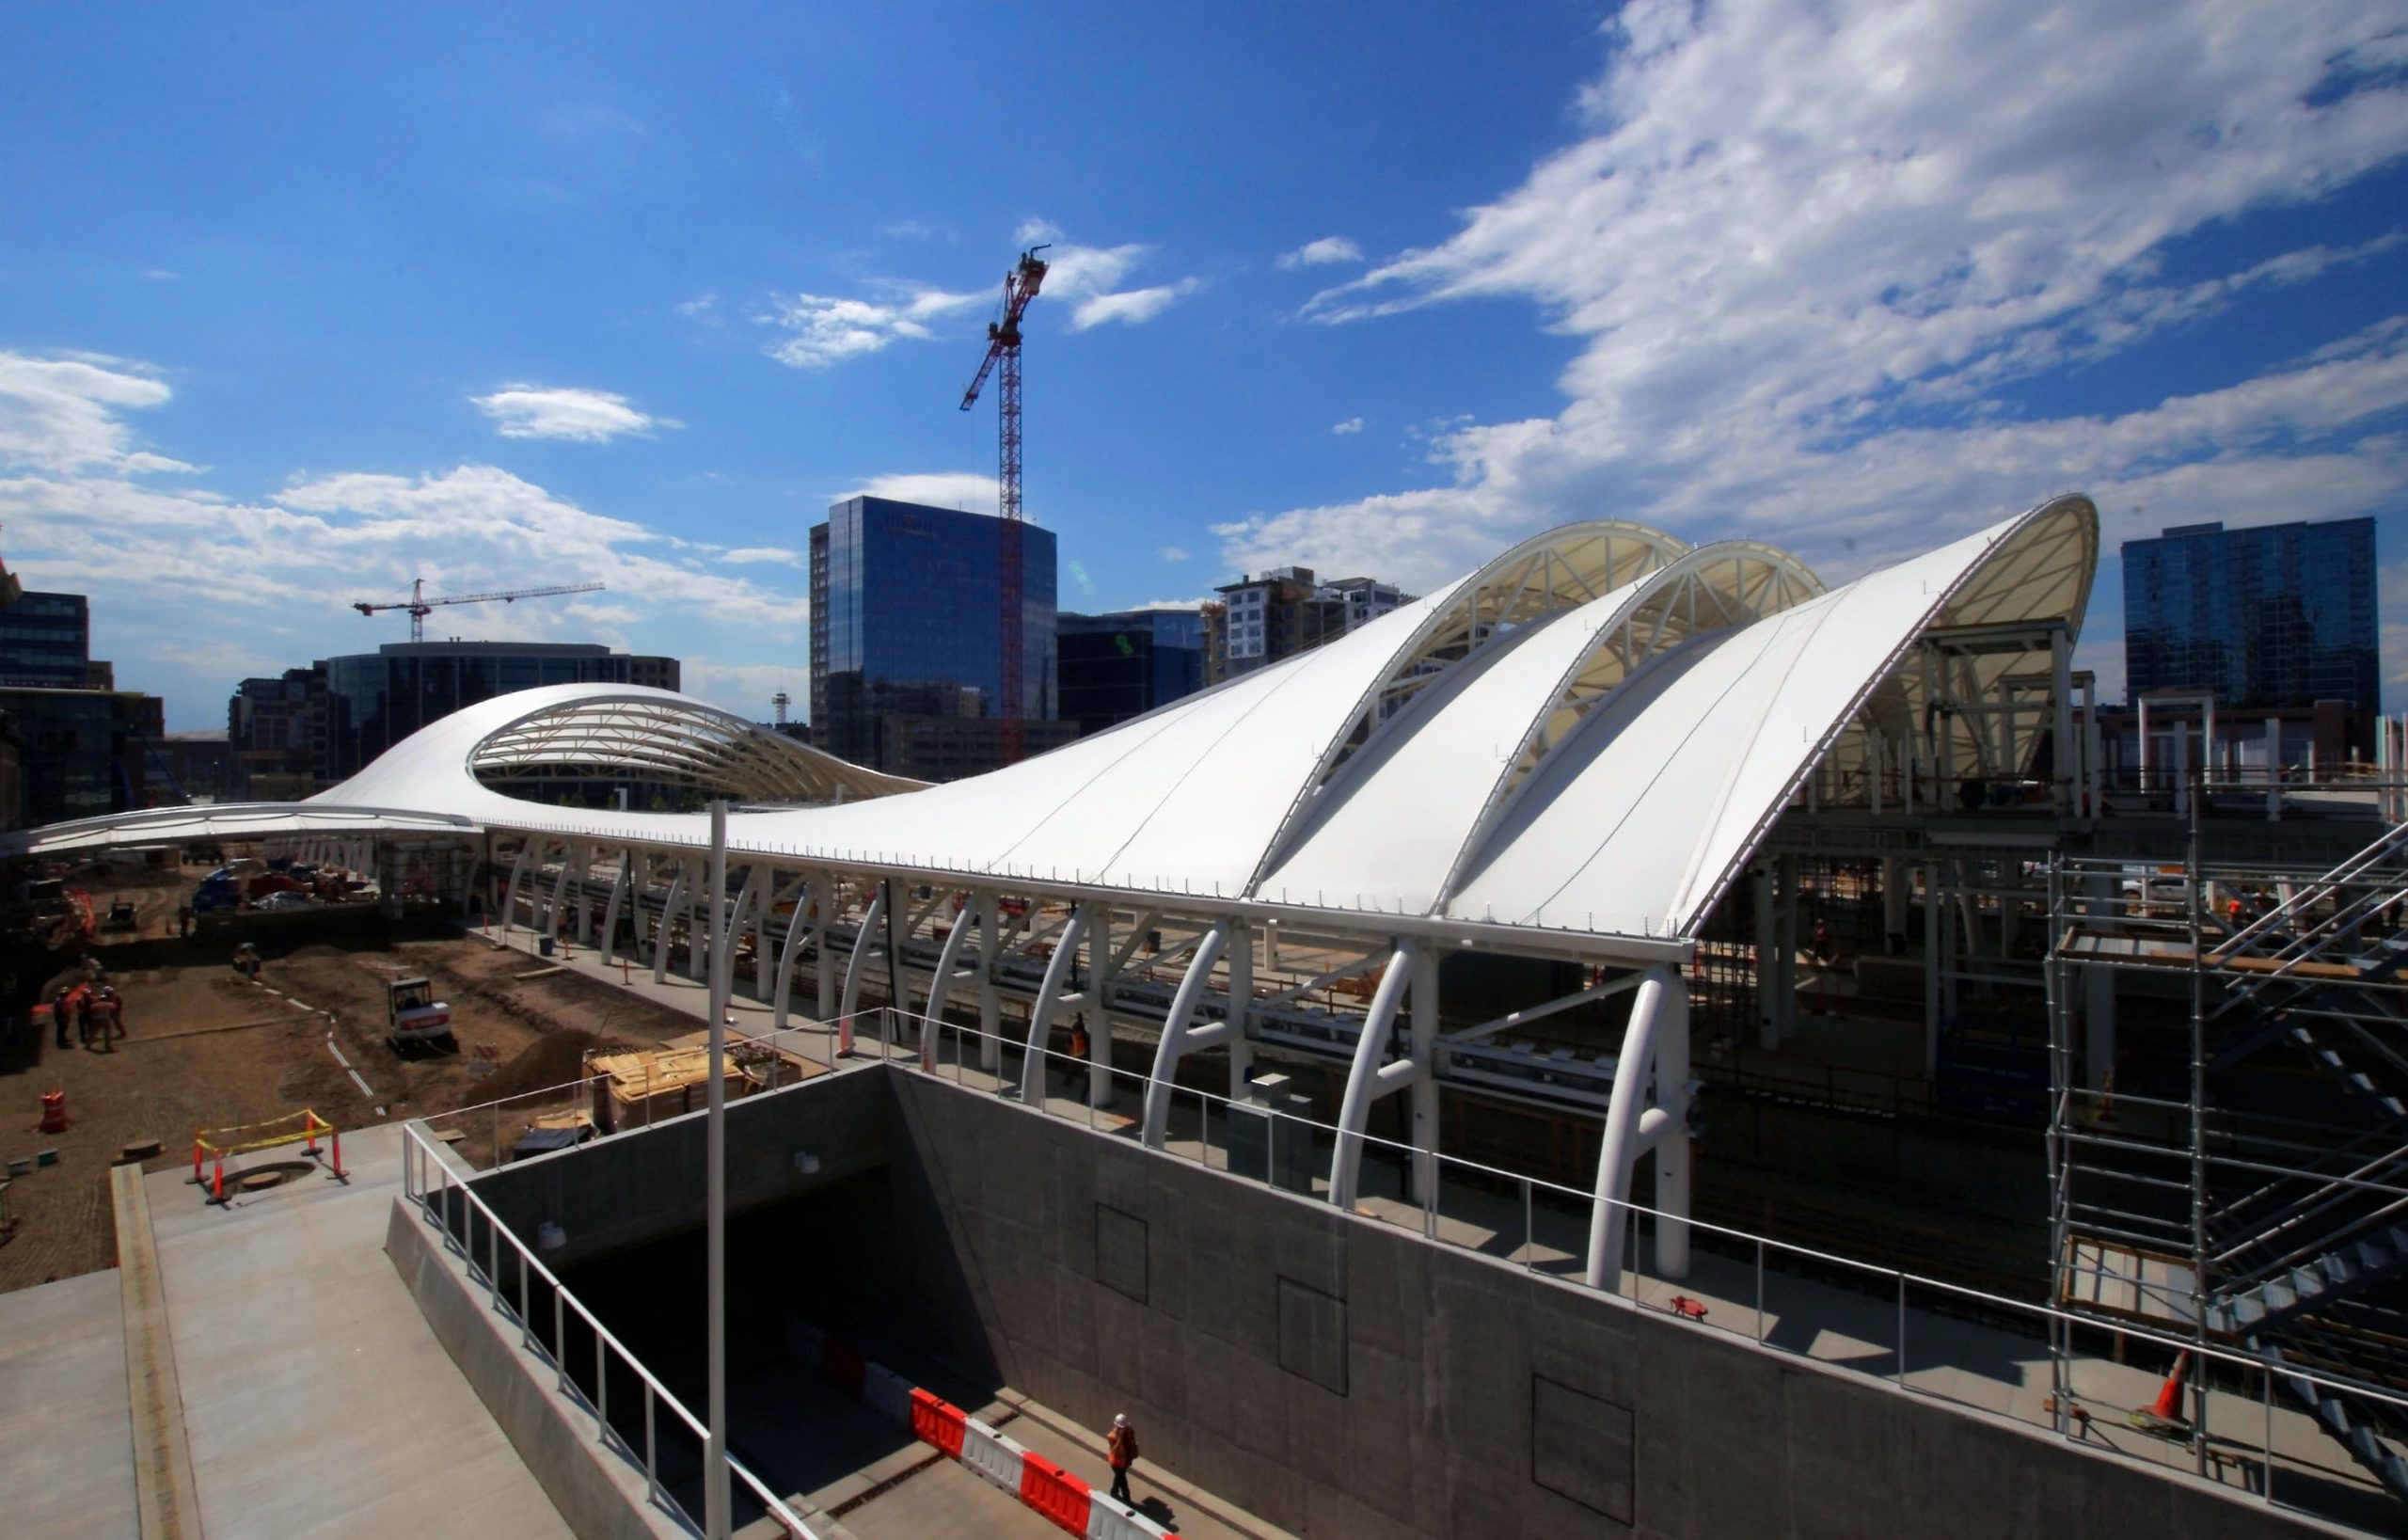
[1113,1413,1129,1427]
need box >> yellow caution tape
[197,1109,334,1155]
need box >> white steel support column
[1227,924,1256,1096]
[599,854,628,964]
[1329,942,1418,1213]
[1585,965,1690,1288]
[684,865,709,983]
[499,841,536,938]
[544,842,577,939]
[1017,905,1090,1102]
[977,891,1003,1072]
[770,873,825,1031]
[1410,945,1441,1209]
[818,881,842,1027]
[1085,899,1115,1108]
[1141,921,1231,1148]
[922,894,975,1027]
[723,865,762,1000]
[655,862,689,984]
[839,881,887,1035]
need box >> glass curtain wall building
[0,592,95,689]
[2123,517,2378,710]
[1059,609,1206,734]
[809,497,1058,775]
[324,642,679,781]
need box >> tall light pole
[705,800,731,1538]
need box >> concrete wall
[385,1191,681,1540]
[468,1065,891,1270]
[881,1072,2331,1540]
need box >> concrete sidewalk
[2,1270,138,1539]
[144,1123,571,1539]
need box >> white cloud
[676,292,720,322]
[721,546,800,565]
[471,384,670,442]
[1237,0,2408,704]
[1331,417,1365,436]
[0,352,193,474]
[1157,546,1190,564]
[760,285,982,369]
[1277,236,1364,270]
[1069,280,1201,330]
[843,471,1000,515]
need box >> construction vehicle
[386,977,453,1049]
[101,899,137,933]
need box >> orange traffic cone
[210,1154,226,1205]
[2149,1352,2190,1423]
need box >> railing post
[1756,1237,1766,1343]
[1523,1179,1534,1272]
[1895,1273,1907,1387]
[554,1293,565,1391]
[2262,1365,2274,1506]
[489,1218,501,1309]
[644,1381,657,1501]
[518,1248,531,1345]
[596,1332,607,1435]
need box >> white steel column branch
[1141,919,1231,1148]
[1586,965,1691,1287]
[1017,905,1090,1102]
[977,891,1004,1072]
[1084,898,1116,1107]
[1329,941,1418,1212]
[655,861,689,984]
[839,881,888,1034]
[922,893,975,1027]
[544,840,577,938]
[499,840,536,937]
[770,873,826,1031]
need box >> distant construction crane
[958,245,1049,766]
[352,579,606,643]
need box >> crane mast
[353,578,607,643]
[959,246,1048,765]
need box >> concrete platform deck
[0,1269,139,1539]
[143,1123,572,1539]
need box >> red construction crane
[353,578,607,643]
[959,245,1049,765]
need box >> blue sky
[2,0,2403,729]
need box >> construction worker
[52,989,71,1050]
[1065,1015,1091,1099]
[1105,1413,1138,1507]
[73,989,93,1048]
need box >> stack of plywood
[583,1030,823,1133]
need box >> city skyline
[1,1,2403,730]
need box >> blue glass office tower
[2122,518,2377,710]
[809,497,1058,773]
[1058,609,1206,734]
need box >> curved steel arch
[468,691,919,804]
[1432,540,1826,911]
[1244,518,1688,897]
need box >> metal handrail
[400,1123,818,1538]
[886,1005,2408,1473]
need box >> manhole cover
[233,1159,321,1192]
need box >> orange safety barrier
[39,1089,69,1133]
[909,1387,967,1458]
[1017,1451,1091,1536]
[821,1337,865,1398]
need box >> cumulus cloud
[0,352,194,474]
[843,471,1001,515]
[1015,220,1203,331]
[0,364,806,722]
[1238,0,2408,700]
[1331,417,1365,436]
[761,285,982,369]
[1157,546,1190,564]
[1277,236,1364,270]
[721,546,801,565]
[471,384,671,442]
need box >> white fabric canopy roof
[10,496,2097,955]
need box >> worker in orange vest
[1065,1015,1091,1100]
[1105,1413,1138,1506]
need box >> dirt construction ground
[0,857,715,1296]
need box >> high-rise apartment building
[2123,517,2378,710]
[1202,567,1416,684]
[808,497,1061,778]
[1058,608,1207,734]
[0,591,95,689]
